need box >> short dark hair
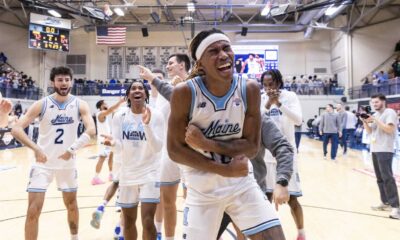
[125,79,150,107]
[371,93,386,101]
[327,104,334,109]
[260,69,284,89]
[96,100,105,109]
[50,66,73,82]
[345,106,350,111]
[249,53,255,57]
[152,68,165,78]
[168,54,191,72]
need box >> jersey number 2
[55,129,64,144]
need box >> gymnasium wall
[68,29,332,81]
[351,18,400,84]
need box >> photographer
[362,94,399,219]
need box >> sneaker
[371,203,391,211]
[90,210,103,229]
[108,173,113,182]
[297,235,306,240]
[91,177,105,185]
[323,155,327,160]
[389,208,400,219]
[157,232,162,240]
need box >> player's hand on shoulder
[142,106,151,125]
[58,151,72,161]
[225,154,249,177]
[34,147,48,163]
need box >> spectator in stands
[392,56,400,77]
[378,70,389,83]
[284,79,291,90]
[13,100,22,117]
[323,80,330,95]
[109,78,117,84]
[303,78,310,95]
[291,78,297,92]
[308,76,314,95]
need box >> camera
[356,105,372,119]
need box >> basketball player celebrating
[11,66,96,240]
[139,54,191,240]
[103,80,164,240]
[92,99,125,185]
[168,29,285,239]
[261,69,306,240]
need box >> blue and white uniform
[27,95,81,193]
[181,74,280,239]
[112,106,164,208]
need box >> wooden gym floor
[0,137,399,240]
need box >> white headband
[195,33,231,60]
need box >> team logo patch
[2,132,13,145]
[233,98,241,107]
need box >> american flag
[96,26,126,45]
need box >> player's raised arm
[167,83,248,178]
[97,98,125,122]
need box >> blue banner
[100,85,127,96]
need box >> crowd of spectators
[0,64,40,100]
[282,74,342,95]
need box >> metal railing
[0,84,43,100]
[349,77,400,99]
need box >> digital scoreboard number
[28,23,70,52]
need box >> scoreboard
[28,23,70,52]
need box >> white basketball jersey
[36,95,80,169]
[184,74,256,204]
[96,111,112,143]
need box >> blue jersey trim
[240,74,247,112]
[194,75,238,111]
[49,95,75,110]
[187,80,196,120]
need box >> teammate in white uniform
[260,69,306,240]
[92,99,125,185]
[103,80,164,240]
[11,66,95,240]
[168,29,285,239]
[140,54,191,240]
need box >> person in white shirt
[260,69,306,240]
[103,79,164,239]
[92,98,125,185]
[11,66,96,240]
[344,106,358,149]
